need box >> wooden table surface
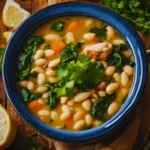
[0,0,150,150]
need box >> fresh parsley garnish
[89,26,107,42]
[100,0,150,34]
[51,21,64,32]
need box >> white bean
[83,33,96,41]
[74,111,85,121]
[82,100,91,111]
[73,120,85,130]
[106,83,119,95]
[51,111,59,121]
[35,58,46,66]
[123,65,133,76]
[113,39,125,45]
[94,120,102,127]
[37,86,48,93]
[106,26,115,40]
[113,73,121,84]
[45,69,55,76]
[38,110,50,117]
[31,67,45,73]
[48,77,59,83]
[37,98,46,104]
[67,99,74,106]
[34,50,44,60]
[85,114,93,126]
[45,34,61,42]
[60,96,68,104]
[74,92,91,102]
[108,102,120,116]
[66,32,75,43]
[121,50,131,58]
[97,82,106,90]
[85,19,94,28]
[19,80,28,88]
[27,81,34,91]
[37,73,46,85]
[48,58,60,68]
[101,61,108,69]
[105,66,115,76]
[45,49,55,58]
[62,105,71,113]
[121,72,129,87]
[60,105,71,120]
[42,93,48,99]
[98,91,106,97]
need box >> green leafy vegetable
[89,26,107,42]
[21,88,42,103]
[44,44,50,50]
[51,21,64,32]
[55,54,104,97]
[60,42,82,63]
[44,81,54,90]
[90,93,116,121]
[23,138,45,150]
[108,44,134,72]
[30,71,38,78]
[0,48,5,73]
[101,0,150,34]
[18,36,44,80]
[82,124,93,130]
[47,91,59,110]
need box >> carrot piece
[51,41,66,53]
[66,21,79,32]
[28,100,43,112]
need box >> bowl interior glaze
[2,2,147,142]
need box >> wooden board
[0,0,150,150]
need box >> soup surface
[18,16,134,131]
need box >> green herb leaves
[0,48,5,73]
[51,21,64,32]
[89,26,107,42]
[101,0,150,34]
[47,92,59,110]
[108,44,134,72]
[60,42,82,63]
[18,36,44,80]
[55,54,104,98]
[90,93,116,121]
[21,88,42,103]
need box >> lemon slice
[2,0,30,29]
[3,31,13,43]
[0,105,16,150]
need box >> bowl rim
[2,1,148,142]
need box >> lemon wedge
[0,105,16,150]
[3,31,13,43]
[2,0,30,29]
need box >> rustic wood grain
[0,0,7,108]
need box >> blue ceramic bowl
[2,2,148,142]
